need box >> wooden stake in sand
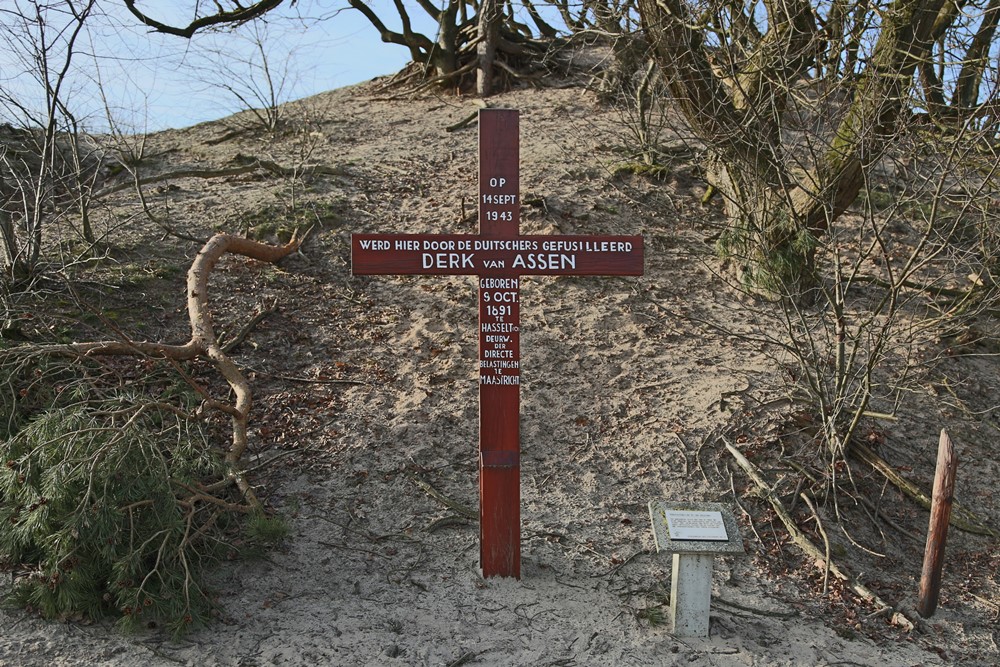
[918,429,958,618]
[352,109,644,578]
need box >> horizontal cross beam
[352,234,643,276]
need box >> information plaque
[648,500,745,637]
[648,500,744,555]
[664,510,729,541]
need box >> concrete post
[670,553,714,637]
[648,501,745,640]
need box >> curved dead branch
[12,231,306,505]
[122,0,287,39]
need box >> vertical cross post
[478,110,521,577]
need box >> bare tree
[0,0,98,280]
[188,21,301,133]
[636,0,998,295]
[118,0,573,92]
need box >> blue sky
[1,1,436,132]
[100,1,435,131]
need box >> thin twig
[712,596,800,619]
[592,548,650,579]
[671,432,690,476]
[800,492,831,594]
[220,298,279,353]
[408,473,477,519]
[446,651,477,667]
[317,540,393,560]
[695,434,712,483]
[257,372,367,386]
[730,470,765,547]
[426,515,472,532]
[445,101,487,133]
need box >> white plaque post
[670,553,713,636]
[648,501,745,638]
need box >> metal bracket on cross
[352,109,644,578]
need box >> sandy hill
[0,79,997,666]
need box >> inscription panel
[479,278,520,386]
[352,235,643,276]
[664,510,728,541]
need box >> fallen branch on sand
[724,438,913,627]
[94,157,348,200]
[848,440,997,537]
[408,472,478,520]
[10,231,307,506]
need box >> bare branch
[121,0,288,38]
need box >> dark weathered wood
[351,109,643,578]
[476,0,500,95]
[477,109,522,578]
[917,429,958,618]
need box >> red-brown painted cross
[352,109,643,578]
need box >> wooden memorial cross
[352,109,643,578]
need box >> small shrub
[0,391,255,637]
[245,512,289,544]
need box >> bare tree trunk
[477,0,500,95]
[638,0,949,296]
[952,0,1000,114]
[0,176,19,277]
